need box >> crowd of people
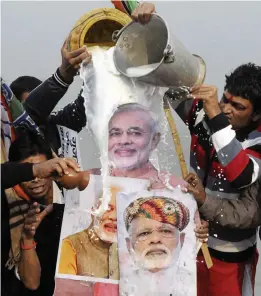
[1,2,261,296]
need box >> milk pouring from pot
[113,14,206,89]
[80,46,165,215]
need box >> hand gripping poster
[54,45,198,296]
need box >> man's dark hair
[225,63,261,113]
[10,76,42,102]
[9,129,52,162]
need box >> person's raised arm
[112,1,154,19]
[192,85,261,188]
[48,89,86,133]
[24,38,90,125]
[131,2,155,23]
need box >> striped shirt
[169,97,261,262]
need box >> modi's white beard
[93,217,117,243]
[109,152,149,171]
[130,241,182,272]
[109,137,154,171]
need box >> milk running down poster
[54,46,197,296]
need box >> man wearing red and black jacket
[125,3,261,294]
[166,64,261,296]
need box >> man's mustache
[103,221,117,229]
[143,245,170,258]
[114,147,137,153]
[146,248,167,256]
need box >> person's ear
[252,112,261,122]
[126,237,131,252]
[180,232,186,247]
[151,133,161,150]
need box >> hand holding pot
[41,155,90,191]
[57,169,90,191]
[59,37,91,83]
[191,85,221,119]
[131,2,155,24]
[32,157,80,179]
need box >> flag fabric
[111,0,139,15]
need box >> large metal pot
[113,14,206,88]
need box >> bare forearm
[18,237,41,290]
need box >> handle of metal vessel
[163,44,175,63]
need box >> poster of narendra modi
[117,189,198,296]
[54,175,150,295]
[54,43,196,295]
[54,100,197,295]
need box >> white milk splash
[80,46,166,215]
[126,62,161,77]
